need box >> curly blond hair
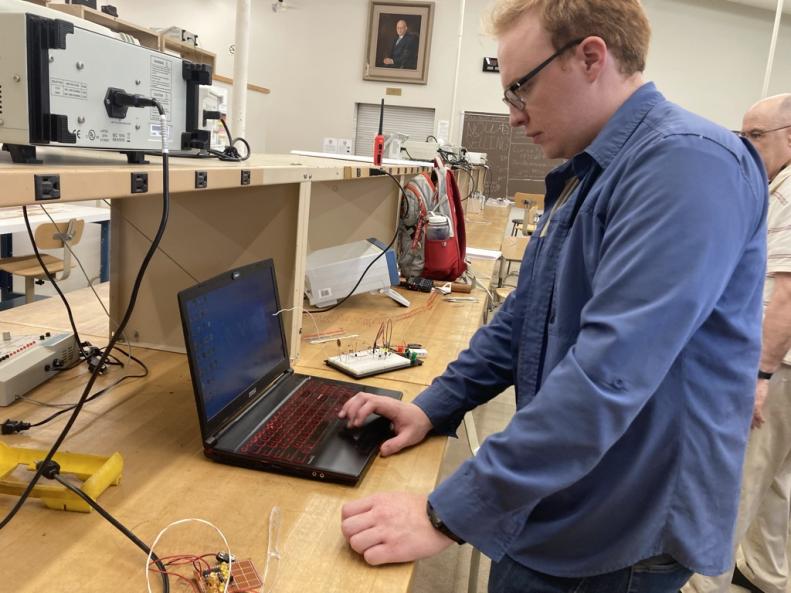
[486,0,650,75]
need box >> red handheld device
[373,99,385,166]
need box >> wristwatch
[426,501,465,545]
[758,369,774,381]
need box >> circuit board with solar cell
[194,559,262,593]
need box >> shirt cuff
[413,382,468,437]
[428,461,522,561]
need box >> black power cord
[21,210,91,362]
[0,348,149,434]
[38,460,169,593]
[216,118,251,162]
[201,110,250,162]
[0,96,170,566]
[307,168,408,314]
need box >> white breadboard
[326,348,412,379]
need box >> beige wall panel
[110,184,299,352]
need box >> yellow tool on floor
[0,442,123,512]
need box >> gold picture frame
[363,1,434,85]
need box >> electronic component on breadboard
[326,347,414,379]
[194,558,262,593]
[0,332,79,406]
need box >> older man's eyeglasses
[502,38,585,111]
[736,124,791,141]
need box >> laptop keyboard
[239,380,358,465]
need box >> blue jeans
[489,554,692,593]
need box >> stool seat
[510,218,523,236]
[495,286,514,303]
[0,218,84,303]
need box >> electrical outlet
[195,170,208,189]
[240,169,251,186]
[34,175,60,200]
[131,172,148,194]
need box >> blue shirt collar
[546,82,663,195]
[585,82,664,170]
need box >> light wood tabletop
[0,164,512,593]
[0,286,447,593]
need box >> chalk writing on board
[461,111,563,198]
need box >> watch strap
[426,501,465,545]
[758,369,774,381]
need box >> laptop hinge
[209,369,299,443]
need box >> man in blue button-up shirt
[340,1,768,591]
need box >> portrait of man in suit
[365,2,433,84]
[383,19,419,69]
[375,14,422,70]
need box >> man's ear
[579,36,608,80]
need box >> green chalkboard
[461,111,563,199]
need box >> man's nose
[508,105,528,128]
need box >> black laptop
[177,259,402,485]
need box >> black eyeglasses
[502,38,585,111]
[736,123,791,141]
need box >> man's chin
[537,142,570,161]
[538,144,559,160]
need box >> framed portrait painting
[363,1,434,84]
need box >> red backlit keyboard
[239,380,357,465]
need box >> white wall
[110,0,463,153]
[11,0,791,299]
[106,0,791,151]
[643,0,791,130]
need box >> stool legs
[24,277,35,303]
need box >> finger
[349,526,386,555]
[339,392,371,421]
[346,395,403,427]
[341,510,376,539]
[352,400,378,427]
[363,543,398,566]
[380,430,419,457]
[341,496,375,520]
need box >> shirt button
[613,378,625,390]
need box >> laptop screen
[180,260,290,427]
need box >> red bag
[397,158,467,281]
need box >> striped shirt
[766,166,791,365]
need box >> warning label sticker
[150,56,172,122]
[50,78,88,100]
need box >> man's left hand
[752,378,771,429]
[341,492,454,565]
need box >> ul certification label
[50,77,88,100]
[149,56,172,123]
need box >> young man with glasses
[685,94,791,593]
[339,2,767,591]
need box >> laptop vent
[0,84,3,116]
